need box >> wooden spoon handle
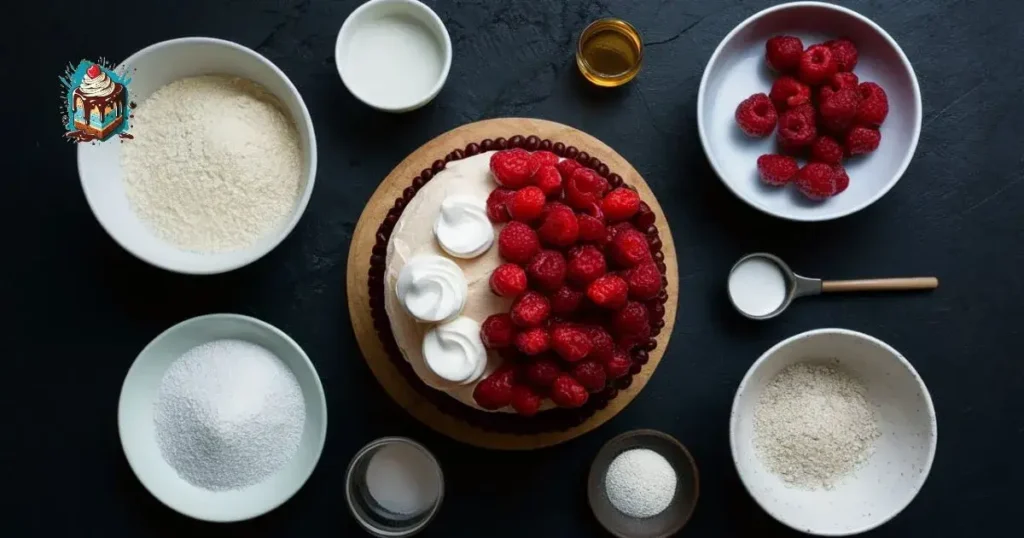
[821,277,939,293]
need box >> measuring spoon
[728,253,939,320]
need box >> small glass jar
[576,18,644,87]
[345,437,444,537]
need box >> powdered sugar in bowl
[78,37,317,274]
[118,314,328,522]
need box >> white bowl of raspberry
[697,1,921,221]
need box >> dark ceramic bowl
[587,430,699,538]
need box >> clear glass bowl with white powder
[345,437,444,537]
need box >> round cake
[368,135,669,433]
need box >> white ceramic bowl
[730,329,936,535]
[697,2,921,221]
[335,0,452,112]
[118,314,328,522]
[78,37,317,274]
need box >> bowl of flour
[78,37,316,274]
[730,328,936,536]
[118,314,327,522]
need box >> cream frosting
[396,255,468,323]
[385,151,554,412]
[422,316,488,386]
[434,195,493,259]
[79,69,116,98]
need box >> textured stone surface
[7,0,1024,536]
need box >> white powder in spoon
[121,75,303,253]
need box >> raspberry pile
[474,148,667,415]
[735,36,889,200]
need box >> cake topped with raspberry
[377,136,668,421]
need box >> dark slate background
[8,0,1022,536]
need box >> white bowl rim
[728,327,937,536]
[117,312,329,522]
[334,0,453,112]
[696,1,923,222]
[77,36,318,275]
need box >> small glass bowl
[345,437,444,537]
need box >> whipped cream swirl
[433,195,494,259]
[396,255,468,323]
[422,316,488,385]
[79,69,116,98]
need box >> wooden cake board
[346,118,678,450]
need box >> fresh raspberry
[509,385,542,416]
[610,229,651,268]
[510,291,551,328]
[507,186,546,222]
[490,149,537,189]
[525,358,561,389]
[490,263,528,298]
[612,301,650,340]
[855,82,889,127]
[551,324,593,362]
[603,349,631,379]
[565,168,610,209]
[819,72,859,102]
[481,313,516,349]
[567,245,607,285]
[550,375,589,408]
[527,250,567,291]
[734,93,777,137]
[472,368,516,410]
[832,165,850,195]
[795,162,840,200]
[498,221,540,264]
[486,188,515,223]
[756,154,799,186]
[798,44,838,86]
[556,158,582,181]
[587,326,615,363]
[577,213,606,242]
[529,150,559,169]
[819,88,860,133]
[765,35,803,73]
[626,263,662,300]
[533,165,562,197]
[791,103,817,123]
[550,285,584,315]
[571,360,607,392]
[587,274,629,309]
[777,107,817,151]
[515,326,550,355]
[810,136,844,165]
[601,188,641,222]
[825,38,859,72]
[536,202,579,247]
[845,126,881,156]
[769,76,811,111]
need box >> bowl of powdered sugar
[730,328,936,535]
[78,37,316,274]
[118,314,327,522]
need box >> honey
[576,18,643,87]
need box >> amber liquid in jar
[576,18,643,87]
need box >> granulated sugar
[753,361,880,490]
[122,75,303,253]
[605,448,677,518]
[154,339,305,491]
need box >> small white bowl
[118,314,328,522]
[336,0,452,112]
[78,37,317,274]
[730,328,936,536]
[697,2,922,221]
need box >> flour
[753,362,880,490]
[154,339,305,491]
[121,75,303,253]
